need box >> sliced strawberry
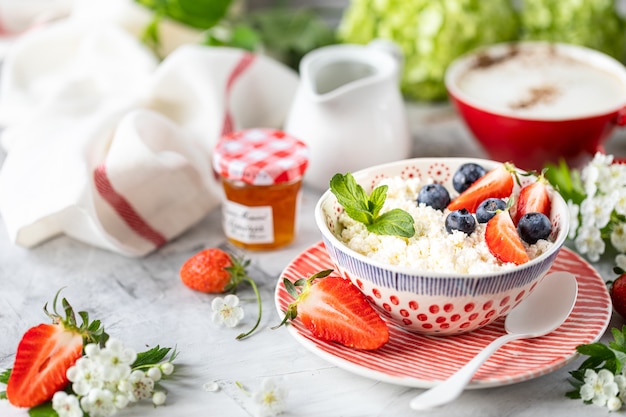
[485,210,530,265]
[513,176,551,225]
[276,270,389,350]
[7,324,83,408]
[448,163,515,213]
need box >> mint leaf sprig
[330,173,415,238]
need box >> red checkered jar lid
[213,128,309,186]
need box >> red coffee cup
[445,42,626,171]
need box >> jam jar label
[222,200,274,243]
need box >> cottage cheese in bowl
[335,175,552,274]
[315,157,569,335]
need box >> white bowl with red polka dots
[314,157,569,335]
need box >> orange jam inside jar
[212,129,309,250]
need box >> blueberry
[476,198,507,223]
[445,209,476,235]
[452,163,486,193]
[417,183,450,211]
[517,212,552,244]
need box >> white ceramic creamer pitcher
[284,40,411,190]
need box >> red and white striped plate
[274,242,612,388]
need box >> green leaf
[330,172,415,238]
[134,0,232,30]
[544,159,586,205]
[368,185,388,219]
[367,209,416,238]
[133,346,174,369]
[0,368,10,384]
[27,402,57,417]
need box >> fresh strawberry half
[513,175,552,225]
[275,270,389,350]
[7,324,83,408]
[485,210,530,265]
[448,163,515,213]
[6,292,106,408]
[180,248,262,340]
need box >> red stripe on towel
[94,164,167,248]
[221,53,255,136]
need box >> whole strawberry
[610,274,626,319]
[179,248,261,339]
[6,292,106,408]
[275,270,389,350]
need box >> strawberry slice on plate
[513,176,551,225]
[275,270,389,350]
[485,210,530,265]
[448,163,515,213]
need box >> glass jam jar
[212,128,309,250]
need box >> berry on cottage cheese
[334,175,553,274]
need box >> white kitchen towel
[0,20,299,257]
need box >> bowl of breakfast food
[314,157,569,335]
[444,41,626,171]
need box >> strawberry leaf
[0,368,10,384]
[27,402,56,417]
[132,346,175,369]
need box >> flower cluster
[546,153,626,268]
[52,338,176,417]
[567,326,626,411]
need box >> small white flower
[147,366,162,381]
[580,369,619,407]
[582,164,600,197]
[52,391,83,417]
[567,200,580,240]
[614,190,626,217]
[607,396,623,412]
[580,194,616,229]
[575,224,606,262]
[80,388,117,417]
[211,294,244,328]
[611,223,626,253]
[152,391,167,406]
[252,378,288,417]
[127,370,155,401]
[160,362,175,376]
[68,356,104,396]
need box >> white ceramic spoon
[409,271,578,411]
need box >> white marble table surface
[1,104,626,417]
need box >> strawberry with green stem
[5,290,107,408]
[274,270,389,350]
[180,248,262,340]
